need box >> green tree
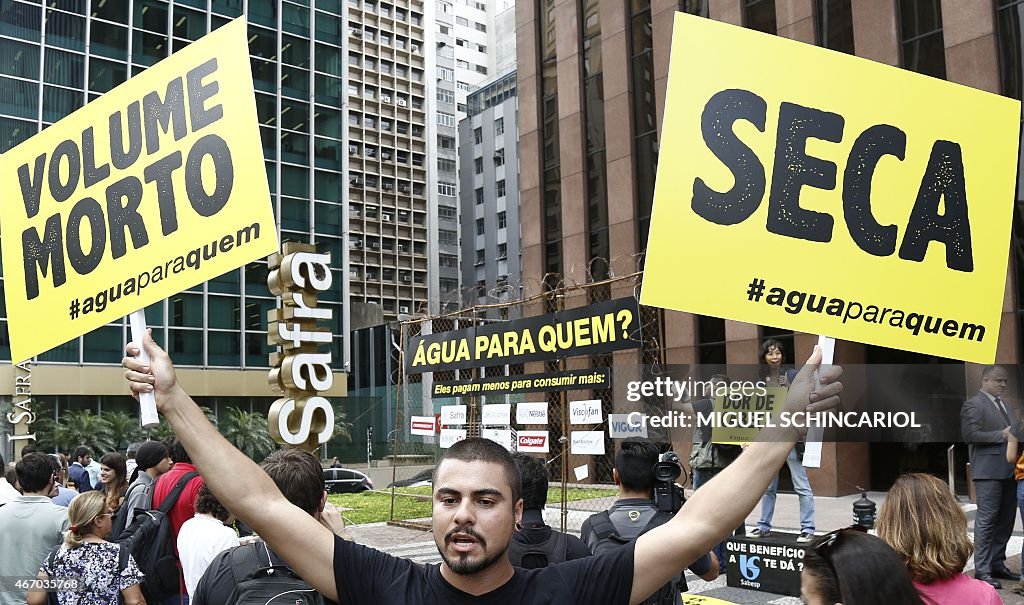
[143,406,218,444]
[43,410,116,455]
[221,407,277,461]
[103,411,144,451]
[332,406,353,444]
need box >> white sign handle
[129,310,160,428]
[801,335,835,469]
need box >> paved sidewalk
[346,491,1024,604]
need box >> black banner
[431,368,612,398]
[406,298,641,373]
[725,535,803,597]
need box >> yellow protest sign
[683,596,739,605]
[640,13,1021,364]
[710,387,787,445]
[0,18,277,363]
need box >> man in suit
[962,364,1016,589]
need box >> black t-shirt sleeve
[687,552,712,577]
[333,534,419,602]
[564,535,592,561]
[192,549,234,605]
[560,538,635,603]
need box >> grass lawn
[329,485,618,525]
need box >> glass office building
[0,0,352,455]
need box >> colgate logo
[519,436,546,447]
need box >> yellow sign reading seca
[0,17,277,363]
[640,13,1021,364]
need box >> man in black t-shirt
[124,334,843,605]
[192,448,350,605]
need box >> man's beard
[437,526,508,575]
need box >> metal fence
[386,269,679,535]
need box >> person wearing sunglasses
[875,473,1000,604]
[30,491,145,605]
[801,526,925,605]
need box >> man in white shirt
[0,454,21,506]
[177,484,239,598]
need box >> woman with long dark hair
[98,453,128,513]
[802,527,926,605]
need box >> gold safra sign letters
[267,243,335,452]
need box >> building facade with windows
[517,0,1024,494]
[459,70,520,311]
[0,0,358,460]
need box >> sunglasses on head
[812,525,869,577]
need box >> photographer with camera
[580,438,717,605]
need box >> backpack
[45,542,129,605]
[110,480,153,539]
[223,541,327,605]
[116,471,199,602]
[589,508,685,605]
[507,530,569,569]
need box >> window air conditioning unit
[400,305,410,313]
[382,94,392,103]
[397,98,407,106]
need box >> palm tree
[332,405,353,443]
[103,411,144,451]
[51,410,116,454]
[221,407,277,461]
[143,406,218,444]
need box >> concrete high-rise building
[345,0,439,320]
[459,71,520,311]
[517,0,1024,494]
[0,0,353,459]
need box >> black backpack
[589,509,685,605]
[116,471,199,602]
[507,530,569,569]
[109,480,151,539]
[222,541,327,605]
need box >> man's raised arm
[123,331,339,603]
[628,348,843,605]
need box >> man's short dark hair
[73,446,92,462]
[167,438,192,465]
[614,438,659,494]
[512,453,548,511]
[434,438,521,505]
[16,452,54,493]
[194,484,232,522]
[260,448,324,516]
[982,365,1006,379]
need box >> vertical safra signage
[267,243,336,452]
[640,14,1021,364]
[0,17,279,363]
[6,361,35,460]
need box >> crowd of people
[0,333,1020,605]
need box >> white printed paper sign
[516,402,549,425]
[482,404,511,426]
[482,428,515,451]
[410,416,436,436]
[439,428,467,449]
[571,431,605,455]
[608,414,648,438]
[574,464,589,481]
[440,405,468,426]
[569,399,603,425]
[516,431,550,453]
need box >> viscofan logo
[519,435,547,448]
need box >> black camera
[653,451,685,513]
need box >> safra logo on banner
[640,13,1021,364]
[0,18,277,363]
